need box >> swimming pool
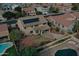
[0,42,13,56]
[55,49,78,56]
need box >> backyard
[19,35,54,49]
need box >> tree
[15,12,23,18]
[36,11,42,15]
[72,20,79,33]
[55,27,60,32]
[9,29,23,55]
[20,47,38,56]
[35,8,42,15]
[55,8,59,13]
[2,11,16,20]
[14,6,25,18]
[71,3,79,11]
[14,6,22,12]
[72,6,78,11]
[48,6,59,13]
[10,29,22,41]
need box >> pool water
[0,42,13,55]
[55,49,78,56]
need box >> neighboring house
[17,16,50,35]
[47,12,79,32]
[22,7,36,16]
[35,6,50,15]
[0,24,10,42]
[1,3,25,11]
[52,3,72,13]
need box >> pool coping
[0,42,13,56]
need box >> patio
[19,35,54,50]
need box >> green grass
[3,46,17,56]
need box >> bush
[9,29,22,41]
[48,6,59,13]
[2,11,16,20]
[55,27,60,32]
[3,46,17,56]
[20,47,39,56]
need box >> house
[17,16,50,35]
[52,3,72,13]
[0,24,10,42]
[22,7,36,16]
[47,12,79,32]
[35,6,50,15]
[1,3,25,11]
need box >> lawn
[3,46,17,56]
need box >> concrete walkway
[38,33,77,53]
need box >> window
[24,27,26,29]
[43,23,46,25]
[55,22,57,24]
[30,31,33,33]
[36,30,39,33]
[43,29,48,33]
[58,24,60,26]
[35,24,38,27]
[7,8,10,10]
[31,26,33,27]
[62,25,64,28]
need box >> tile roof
[22,7,35,12]
[47,13,77,27]
[20,36,36,47]
[72,12,79,18]
[0,24,9,36]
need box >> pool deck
[40,41,79,56]
[0,42,13,56]
[39,37,79,56]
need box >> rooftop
[47,12,79,27]
[18,15,47,26]
[0,24,9,37]
[22,7,35,12]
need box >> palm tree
[9,29,22,55]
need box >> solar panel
[23,18,39,24]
